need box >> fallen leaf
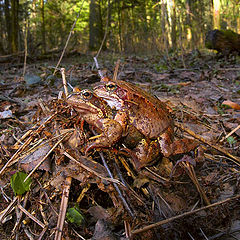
[222,100,240,110]
[20,143,51,172]
[0,110,13,119]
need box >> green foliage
[66,207,85,226]
[74,1,90,32]
[1,0,240,54]
[227,136,236,145]
[152,83,181,94]
[10,172,32,195]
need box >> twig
[54,176,72,240]
[23,133,69,183]
[72,228,86,240]
[12,192,29,233]
[92,0,110,78]
[63,151,122,184]
[23,19,28,77]
[95,0,110,59]
[181,161,210,205]
[175,122,240,166]
[99,152,134,218]
[217,68,240,71]
[0,196,18,223]
[200,228,209,240]
[93,57,104,79]
[18,204,45,229]
[0,113,57,177]
[37,226,48,240]
[53,0,85,75]
[131,194,240,236]
[113,59,120,81]
[220,124,240,142]
[61,68,68,97]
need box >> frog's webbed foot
[160,137,199,158]
[85,118,123,155]
[169,138,199,156]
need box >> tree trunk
[4,0,11,53]
[185,0,192,45]
[89,0,103,50]
[213,0,220,29]
[117,1,122,51]
[170,0,176,49]
[161,0,169,50]
[11,0,19,53]
[40,0,46,54]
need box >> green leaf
[66,207,85,226]
[227,136,236,145]
[10,172,32,195]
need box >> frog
[66,88,123,152]
[93,78,198,169]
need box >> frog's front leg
[85,118,123,154]
[113,109,129,136]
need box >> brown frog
[67,88,123,151]
[94,78,198,169]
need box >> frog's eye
[106,82,117,91]
[80,90,93,100]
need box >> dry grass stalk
[54,176,72,240]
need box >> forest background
[1,0,240,56]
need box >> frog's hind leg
[120,139,160,170]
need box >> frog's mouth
[94,87,123,110]
[67,99,99,114]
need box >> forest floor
[0,50,240,240]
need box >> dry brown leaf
[222,100,240,110]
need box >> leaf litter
[0,52,240,239]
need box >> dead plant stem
[131,194,240,236]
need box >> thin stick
[220,124,240,142]
[181,161,210,205]
[99,152,134,218]
[18,204,45,229]
[61,68,68,97]
[175,122,240,165]
[64,151,121,184]
[95,0,110,59]
[54,176,72,240]
[0,196,18,223]
[23,133,69,183]
[23,19,28,77]
[131,194,240,235]
[0,137,33,177]
[53,0,85,75]
[113,59,120,81]
[0,113,57,177]
[93,57,104,79]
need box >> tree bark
[89,0,103,50]
[4,0,11,53]
[40,0,46,54]
[170,0,176,49]
[213,0,220,29]
[11,0,19,53]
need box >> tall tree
[4,0,11,53]
[169,0,176,49]
[11,0,19,53]
[89,0,103,50]
[213,0,220,29]
[40,0,46,54]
